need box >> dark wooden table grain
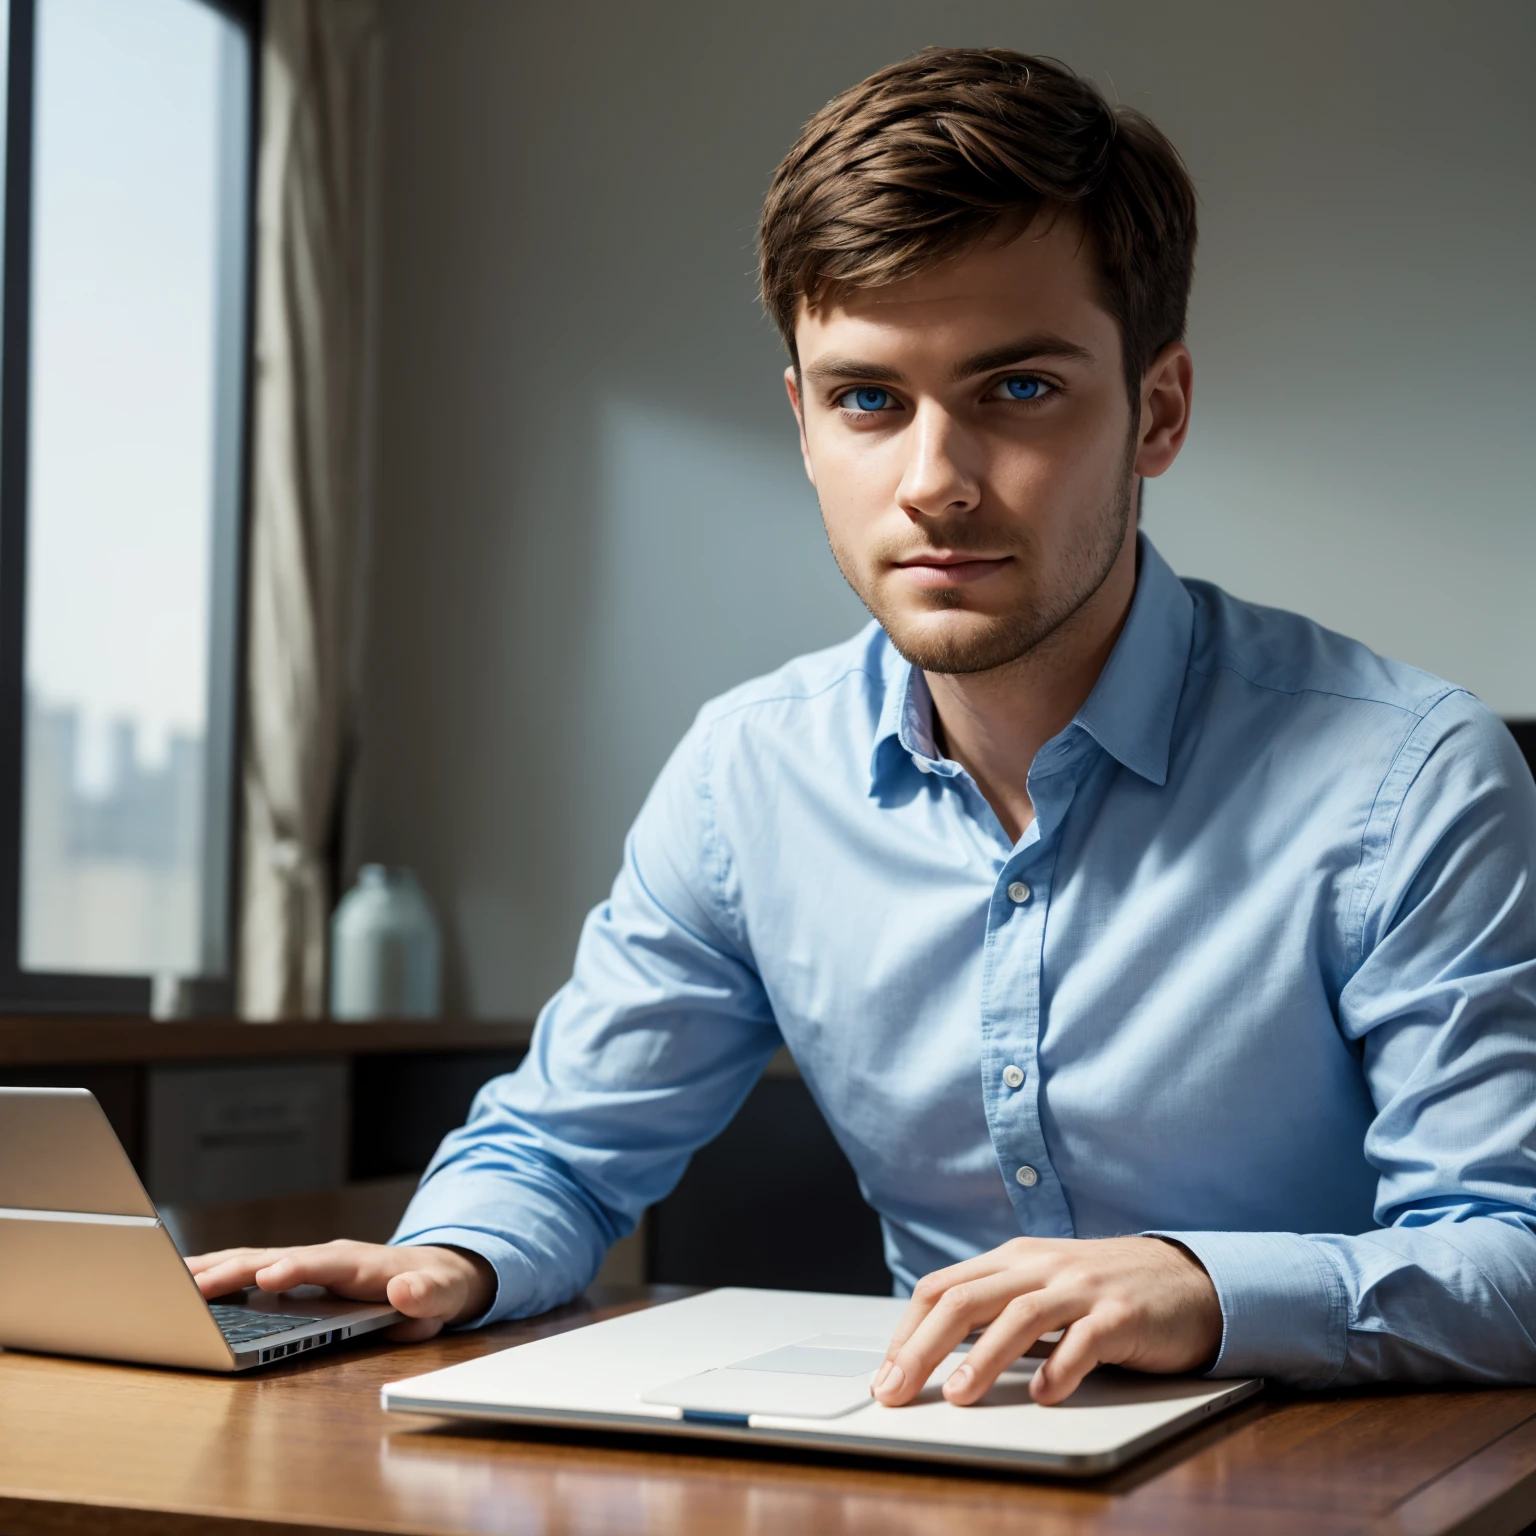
[2,1284,1534,1536]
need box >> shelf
[0,1016,534,1067]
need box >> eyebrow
[802,356,907,387]
[952,334,1096,378]
[802,332,1096,389]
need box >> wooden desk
[3,1286,1535,1536]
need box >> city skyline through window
[18,0,247,976]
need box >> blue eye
[839,386,893,413]
[1005,376,1046,401]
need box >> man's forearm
[1155,1216,1536,1387]
[392,1160,624,1327]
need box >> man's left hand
[873,1236,1223,1408]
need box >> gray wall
[354,0,1536,1019]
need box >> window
[0,0,256,1007]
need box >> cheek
[805,428,902,533]
[990,410,1127,520]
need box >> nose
[894,402,981,522]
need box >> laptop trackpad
[641,1334,888,1420]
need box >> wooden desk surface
[3,1286,1535,1536]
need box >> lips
[891,552,1012,589]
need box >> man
[191,48,1536,1407]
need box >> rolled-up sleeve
[1157,694,1536,1386]
[392,713,779,1323]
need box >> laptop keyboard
[209,1303,325,1346]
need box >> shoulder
[687,621,893,761]
[1183,577,1459,725]
[641,624,900,855]
[638,623,892,929]
[1169,570,1530,820]
[1178,576,1531,904]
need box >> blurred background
[0,0,1531,1296]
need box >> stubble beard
[828,453,1137,678]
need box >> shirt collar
[868,532,1194,790]
[869,640,937,785]
[1072,534,1193,786]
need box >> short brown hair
[758,48,1197,406]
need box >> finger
[190,1250,287,1296]
[385,1269,463,1321]
[250,1241,396,1298]
[1031,1314,1117,1406]
[943,1291,1080,1405]
[186,1248,270,1276]
[875,1271,1028,1406]
[880,1249,1021,1366]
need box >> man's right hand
[185,1240,497,1342]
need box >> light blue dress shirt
[395,535,1536,1388]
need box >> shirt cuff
[388,1224,539,1330]
[1146,1230,1349,1387]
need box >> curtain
[238,0,381,1019]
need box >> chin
[880,609,1033,676]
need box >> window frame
[0,0,261,1011]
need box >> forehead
[793,215,1119,370]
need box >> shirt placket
[976,756,1080,1238]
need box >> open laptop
[0,1086,397,1371]
[382,1286,1262,1475]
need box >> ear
[1133,341,1193,479]
[785,365,816,487]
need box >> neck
[926,532,1138,843]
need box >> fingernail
[876,1364,905,1399]
[872,1361,892,1390]
[946,1364,973,1399]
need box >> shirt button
[1007,881,1031,904]
[913,755,933,774]
[1002,1064,1025,1089]
[1015,1165,1039,1188]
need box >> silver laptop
[0,1086,397,1371]
[383,1286,1262,1475]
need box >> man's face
[787,217,1156,675]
